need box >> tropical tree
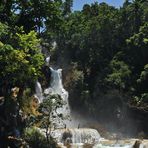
[105,59,131,92]
[0,24,44,96]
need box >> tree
[0,0,14,23]
[105,59,131,91]
[0,25,44,96]
[63,0,73,16]
[82,4,91,17]
[36,94,63,146]
[24,127,50,148]
[137,64,148,95]
[15,0,49,33]
[126,23,148,75]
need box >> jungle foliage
[0,0,148,144]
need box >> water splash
[52,128,100,144]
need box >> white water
[52,128,100,144]
[35,56,70,125]
[49,67,67,97]
[44,67,70,118]
[35,81,43,103]
[94,144,133,148]
[45,56,50,66]
[35,57,148,148]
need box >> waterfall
[35,56,148,148]
[49,68,65,94]
[69,128,100,144]
[45,67,70,122]
[45,56,50,66]
[35,81,43,103]
[52,128,100,144]
[35,55,70,110]
[35,56,101,144]
[35,56,70,126]
[49,67,69,102]
[35,56,51,102]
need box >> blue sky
[73,0,125,10]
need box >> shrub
[24,127,48,148]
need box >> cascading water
[35,56,70,125]
[35,56,148,148]
[52,128,100,144]
[45,56,50,66]
[44,67,70,120]
[35,57,101,144]
[35,55,50,102]
[49,67,68,98]
[35,81,43,103]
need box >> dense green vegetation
[0,0,148,146]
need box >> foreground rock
[52,128,100,144]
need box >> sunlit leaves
[0,25,44,88]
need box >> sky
[73,0,125,10]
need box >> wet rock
[62,129,72,144]
[133,140,142,148]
